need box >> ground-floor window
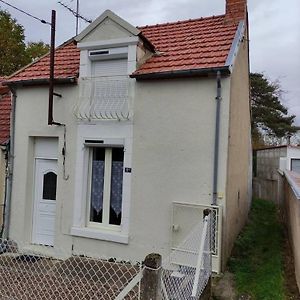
[89,146,124,227]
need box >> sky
[1,0,300,124]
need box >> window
[42,172,57,200]
[291,159,300,174]
[88,147,124,227]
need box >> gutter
[130,66,230,80]
[212,71,222,205]
[4,77,77,88]
[2,89,16,239]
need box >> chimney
[226,0,247,21]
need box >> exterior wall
[287,147,300,171]
[284,176,300,291]
[253,146,300,204]
[80,18,134,43]
[131,77,230,264]
[9,75,231,267]
[256,147,287,179]
[0,148,6,230]
[223,31,251,267]
[9,85,78,249]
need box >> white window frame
[71,133,132,244]
[87,146,124,231]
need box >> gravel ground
[0,254,139,300]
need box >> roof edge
[75,10,140,42]
[130,66,230,80]
[225,20,245,71]
[4,77,77,87]
[6,38,76,82]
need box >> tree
[0,9,49,76]
[25,41,49,62]
[0,10,27,76]
[250,72,297,147]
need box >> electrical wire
[0,0,51,25]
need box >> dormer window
[75,46,132,121]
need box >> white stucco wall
[287,147,300,171]
[9,74,231,265]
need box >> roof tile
[0,86,11,145]
[6,14,239,82]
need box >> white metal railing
[172,202,222,273]
[74,76,132,121]
[161,213,212,299]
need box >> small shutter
[92,59,128,77]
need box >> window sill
[70,227,129,244]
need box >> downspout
[212,71,222,205]
[2,89,16,239]
[0,145,8,237]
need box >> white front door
[32,159,57,246]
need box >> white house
[4,0,251,273]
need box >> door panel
[32,159,57,246]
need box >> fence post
[199,208,212,300]
[141,253,162,300]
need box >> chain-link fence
[0,210,213,299]
[0,239,141,300]
[161,212,211,300]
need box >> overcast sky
[1,0,300,124]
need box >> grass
[228,198,286,300]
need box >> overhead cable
[0,0,50,25]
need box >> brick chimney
[226,0,247,21]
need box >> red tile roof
[6,14,239,83]
[7,40,80,83]
[0,79,11,145]
[135,15,238,75]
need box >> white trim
[78,37,139,50]
[75,10,140,42]
[71,226,129,244]
[72,123,133,243]
[115,271,142,300]
[225,20,245,72]
[284,171,300,200]
[34,156,58,161]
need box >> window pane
[42,172,57,200]
[109,148,124,225]
[291,159,300,174]
[90,148,105,223]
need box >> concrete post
[141,253,162,300]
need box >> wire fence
[0,211,212,300]
[0,240,141,300]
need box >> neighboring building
[253,145,300,204]
[0,78,11,233]
[4,0,251,272]
[283,170,300,292]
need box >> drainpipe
[2,89,16,239]
[212,71,222,205]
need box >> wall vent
[88,47,128,61]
